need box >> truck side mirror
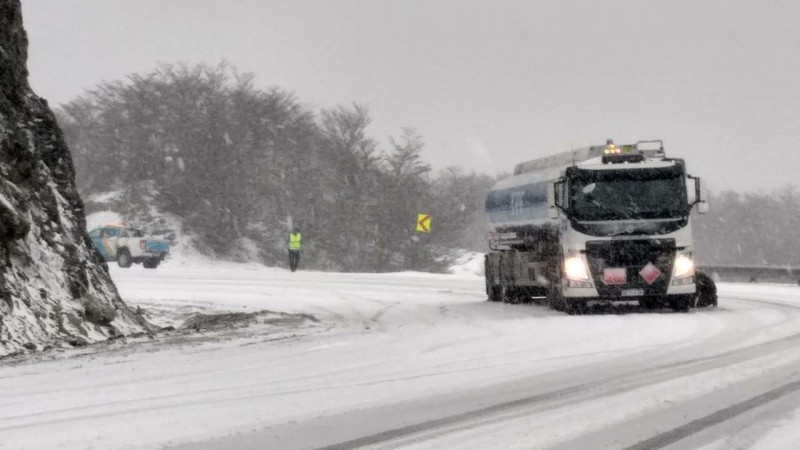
[696,177,709,214]
[547,183,559,219]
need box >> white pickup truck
[89,225,170,269]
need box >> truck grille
[585,239,676,297]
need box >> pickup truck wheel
[117,249,133,268]
[143,258,160,269]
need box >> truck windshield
[569,175,687,221]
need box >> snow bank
[449,251,484,278]
[85,211,123,230]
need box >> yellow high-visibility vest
[288,233,302,250]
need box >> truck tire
[485,275,501,302]
[547,262,566,312]
[117,249,133,268]
[485,256,501,302]
[669,295,691,312]
[143,258,160,269]
[500,284,512,303]
[695,272,718,307]
[488,285,502,302]
[562,298,587,315]
[517,287,535,304]
[502,285,524,304]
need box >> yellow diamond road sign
[416,213,431,233]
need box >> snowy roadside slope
[3,264,800,449]
[448,251,484,277]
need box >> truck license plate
[621,289,644,297]
[604,268,627,285]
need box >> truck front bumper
[564,281,695,299]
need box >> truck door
[89,229,110,260]
[101,227,121,258]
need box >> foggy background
[22,0,800,192]
[12,0,800,270]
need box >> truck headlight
[672,253,694,279]
[564,251,590,281]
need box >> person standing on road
[288,228,302,272]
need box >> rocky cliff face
[0,0,153,356]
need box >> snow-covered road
[2,265,800,449]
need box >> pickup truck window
[131,229,144,237]
[120,229,129,238]
[89,229,101,238]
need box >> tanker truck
[484,140,712,313]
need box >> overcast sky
[21,0,800,192]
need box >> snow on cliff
[0,0,153,357]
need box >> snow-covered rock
[0,0,154,357]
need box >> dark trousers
[288,250,301,272]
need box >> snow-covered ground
[2,264,800,449]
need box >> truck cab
[485,140,711,313]
[552,145,707,310]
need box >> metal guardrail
[699,265,800,285]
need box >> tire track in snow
[6,294,791,437]
[315,317,800,450]
[622,378,800,450]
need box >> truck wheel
[488,285,502,302]
[547,275,565,311]
[504,286,525,305]
[563,299,587,315]
[517,286,533,304]
[143,258,160,269]
[486,276,501,302]
[117,249,133,268]
[500,284,511,303]
[669,295,691,312]
[546,258,567,311]
[485,257,500,302]
[695,272,718,307]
